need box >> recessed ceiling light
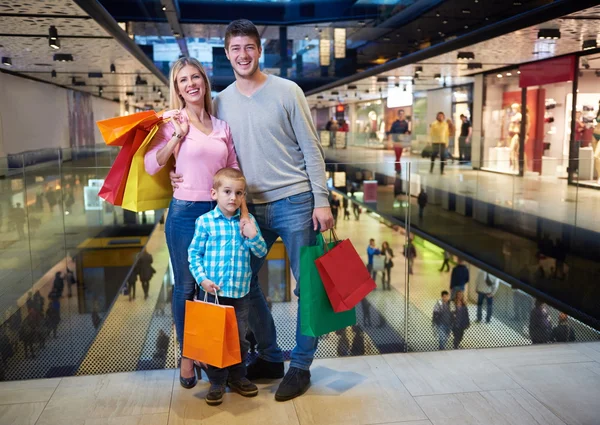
[464,25,469,29]
[537,29,561,40]
[435,12,440,17]
[517,70,521,74]
[467,62,482,70]
[462,8,471,14]
[415,66,423,74]
[110,63,116,73]
[48,25,60,50]
[162,5,166,10]
[443,20,448,24]
[305,35,309,41]
[434,73,442,81]
[457,51,475,60]
[506,72,512,76]
[582,39,597,50]
[497,73,503,78]
[53,53,73,62]
[2,57,12,66]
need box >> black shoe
[179,372,197,389]
[228,377,258,397]
[275,367,311,402]
[194,363,208,381]
[246,357,284,380]
[206,383,226,406]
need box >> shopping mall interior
[0,1,599,424]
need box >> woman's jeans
[165,198,214,354]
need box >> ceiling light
[358,21,365,26]
[162,5,166,10]
[462,8,471,14]
[2,57,12,66]
[383,37,390,42]
[376,77,387,83]
[305,35,309,41]
[158,89,162,95]
[497,73,503,78]
[434,73,442,81]
[347,84,357,89]
[464,25,469,29]
[317,95,324,99]
[467,62,482,70]
[415,66,423,74]
[457,51,475,60]
[51,69,57,78]
[417,28,421,32]
[48,26,60,50]
[583,39,597,50]
[506,72,512,76]
[331,91,339,95]
[435,12,440,17]
[99,86,103,96]
[126,91,134,96]
[537,29,560,40]
[53,53,73,62]
[442,20,448,24]
[517,70,521,74]
[513,1,522,5]
[88,72,103,78]
[110,63,116,73]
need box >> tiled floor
[1,342,599,425]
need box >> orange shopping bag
[182,294,241,368]
[97,110,159,146]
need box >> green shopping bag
[300,233,356,337]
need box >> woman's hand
[172,110,190,139]
[169,171,184,189]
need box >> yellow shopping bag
[121,123,174,212]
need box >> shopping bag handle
[321,229,341,253]
[202,289,220,305]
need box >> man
[450,258,469,300]
[429,112,449,174]
[171,19,333,402]
[417,189,428,220]
[458,114,472,163]
[388,109,410,173]
[475,270,499,323]
[366,239,381,280]
[432,290,451,350]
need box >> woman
[451,290,470,349]
[144,57,240,389]
[381,241,394,290]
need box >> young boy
[188,167,268,406]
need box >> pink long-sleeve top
[144,109,239,202]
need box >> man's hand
[169,170,183,189]
[200,279,220,295]
[312,207,334,231]
[241,219,258,239]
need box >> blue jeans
[165,198,215,352]
[477,292,494,322]
[201,291,250,385]
[451,285,465,301]
[437,324,450,350]
[248,191,318,371]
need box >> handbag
[372,255,385,272]
[182,293,241,368]
[315,230,376,313]
[300,233,356,337]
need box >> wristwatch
[172,131,183,139]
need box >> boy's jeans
[247,191,318,371]
[201,291,250,384]
[437,324,451,350]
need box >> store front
[479,52,600,188]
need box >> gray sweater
[213,75,329,208]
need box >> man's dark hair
[460,114,465,118]
[441,290,449,297]
[225,19,261,50]
[369,238,375,243]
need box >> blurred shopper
[351,325,365,356]
[403,238,417,275]
[446,118,456,163]
[475,271,499,324]
[342,196,350,220]
[127,268,138,301]
[45,186,57,212]
[381,241,394,290]
[388,109,410,173]
[450,258,469,300]
[330,194,340,229]
[52,272,64,298]
[439,250,451,272]
[529,300,552,344]
[451,290,470,349]
[429,112,449,174]
[458,114,472,163]
[433,291,452,350]
[46,303,60,338]
[361,297,371,327]
[551,312,576,343]
[366,239,381,281]
[417,189,428,219]
[138,250,156,300]
[11,203,26,239]
[352,201,361,221]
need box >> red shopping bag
[315,230,376,312]
[98,128,151,205]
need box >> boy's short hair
[441,290,449,297]
[225,19,261,51]
[213,167,246,190]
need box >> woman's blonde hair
[168,57,212,115]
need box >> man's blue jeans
[248,191,318,371]
[165,198,215,352]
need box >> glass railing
[1,146,598,382]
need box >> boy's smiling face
[211,177,246,217]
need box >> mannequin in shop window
[508,103,522,172]
[593,101,600,183]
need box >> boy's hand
[241,219,258,239]
[201,279,220,295]
[239,216,252,233]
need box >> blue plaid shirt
[188,206,267,298]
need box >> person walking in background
[446,118,456,163]
[475,270,499,323]
[403,238,417,275]
[138,250,156,300]
[381,241,394,290]
[342,196,350,220]
[46,303,60,338]
[360,297,372,327]
[388,109,410,173]
[330,194,340,229]
[458,114,472,163]
[417,189,428,219]
[450,258,469,300]
[429,112,449,174]
[433,291,452,350]
[352,201,361,221]
[551,312,576,342]
[127,268,138,301]
[451,290,470,349]
[439,250,451,272]
[11,203,26,239]
[366,239,381,281]
[529,300,552,344]
[52,272,64,298]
